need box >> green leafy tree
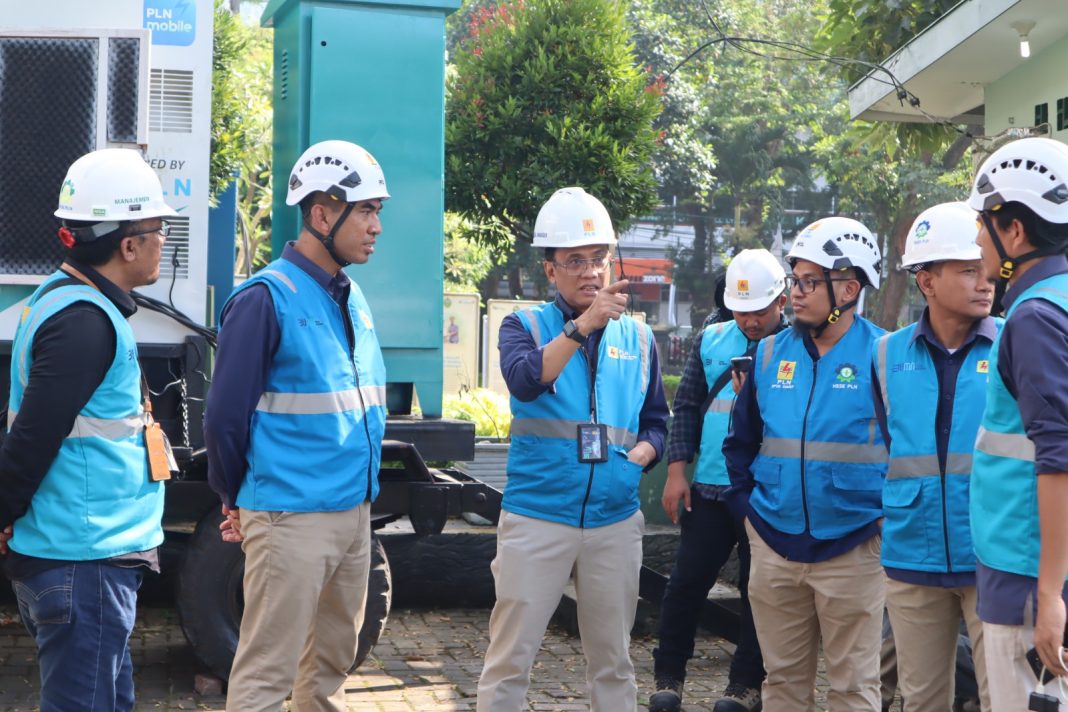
[210,5,274,274]
[446,0,663,300]
[631,0,833,326]
[816,0,975,328]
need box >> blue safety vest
[972,274,1068,579]
[750,317,887,539]
[227,258,387,512]
[876,319,1001,573]
[504,303,652,528]
[694,321,750,486]
[7,270,163,560]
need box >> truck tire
[175,510,392,680]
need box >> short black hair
[543,247,555,262]
[62,220,124,266]
[990,201,1068,251]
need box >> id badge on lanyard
[576,346,608,463]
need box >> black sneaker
[648,676,684,712]
[713,682,762,712]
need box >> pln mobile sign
[144,0,195,46]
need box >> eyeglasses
[552,255,613,276]
[126,220,171,239]
[785,274,856,295]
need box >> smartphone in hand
[1027,647,1057,685]
[731,356,753,375]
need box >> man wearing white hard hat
[477,187,669,712]
[205,140,390,711]
[723,217,888,711]
[0,148,175,711]
[648,249,786,712]
[965,137,1068,708]
[871,202,998,712]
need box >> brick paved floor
[0,603,843,711]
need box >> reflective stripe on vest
[759,436,886,464]
[256,385,388,415]
[521,308,543,347]
[975,425,1035,462]
[708,398,734,414]
[876,334,891,410]
[888,453,973,479]
[7,409,146,440]
[509,418,638,449]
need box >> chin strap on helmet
[304,199,356,268]
[809,268,858,338]
[979,209,1068,316]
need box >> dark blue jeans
[653,488,765,689]
[12,561,143,712]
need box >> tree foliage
[815,0,974,328]
[446,0,663,253]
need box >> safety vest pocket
[881,477,933,566]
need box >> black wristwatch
[563,319,587,346]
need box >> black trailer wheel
[175,509,392,680]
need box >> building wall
[985,34,1068,141]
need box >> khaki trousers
[885,578,989,712]
[477,510,644,712]
[225,503,371,712]
[746,519,885,712]
[984,620,1068,710]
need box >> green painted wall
[263,0,460,417]
[986,34,1068,141]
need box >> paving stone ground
[0,603,840,712]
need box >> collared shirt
[497,293,668,468]
[1,260,157,578]
[723,321,880,563]
[871,308,998,588]
[976,254,1068,624]
[205,242,353,508]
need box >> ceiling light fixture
[1012,20,1036,58]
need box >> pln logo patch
[582,218,596,234]
[736,279,750,296]
[976,360,989,374]
[776,360,796,381]
[606,345,636,361]
[358,309,374,329]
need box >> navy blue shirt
[205,243,353,508]
[723,321,880,563]
[872,309,998,588]
[497,294,668,469]
[975,254,1068,625]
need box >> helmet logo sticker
[582,218,596,234]
[59,180,75,205]
[913,220,930,243]
[736,279,749,296]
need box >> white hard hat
[901,202,981,271]
[787,216,882,289]
[724,249,786,312]
[532,187,616,249]
[54,149,177,227]
[968,137,1068,224]
[286,140,390,206]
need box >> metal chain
[180,374,191,448]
